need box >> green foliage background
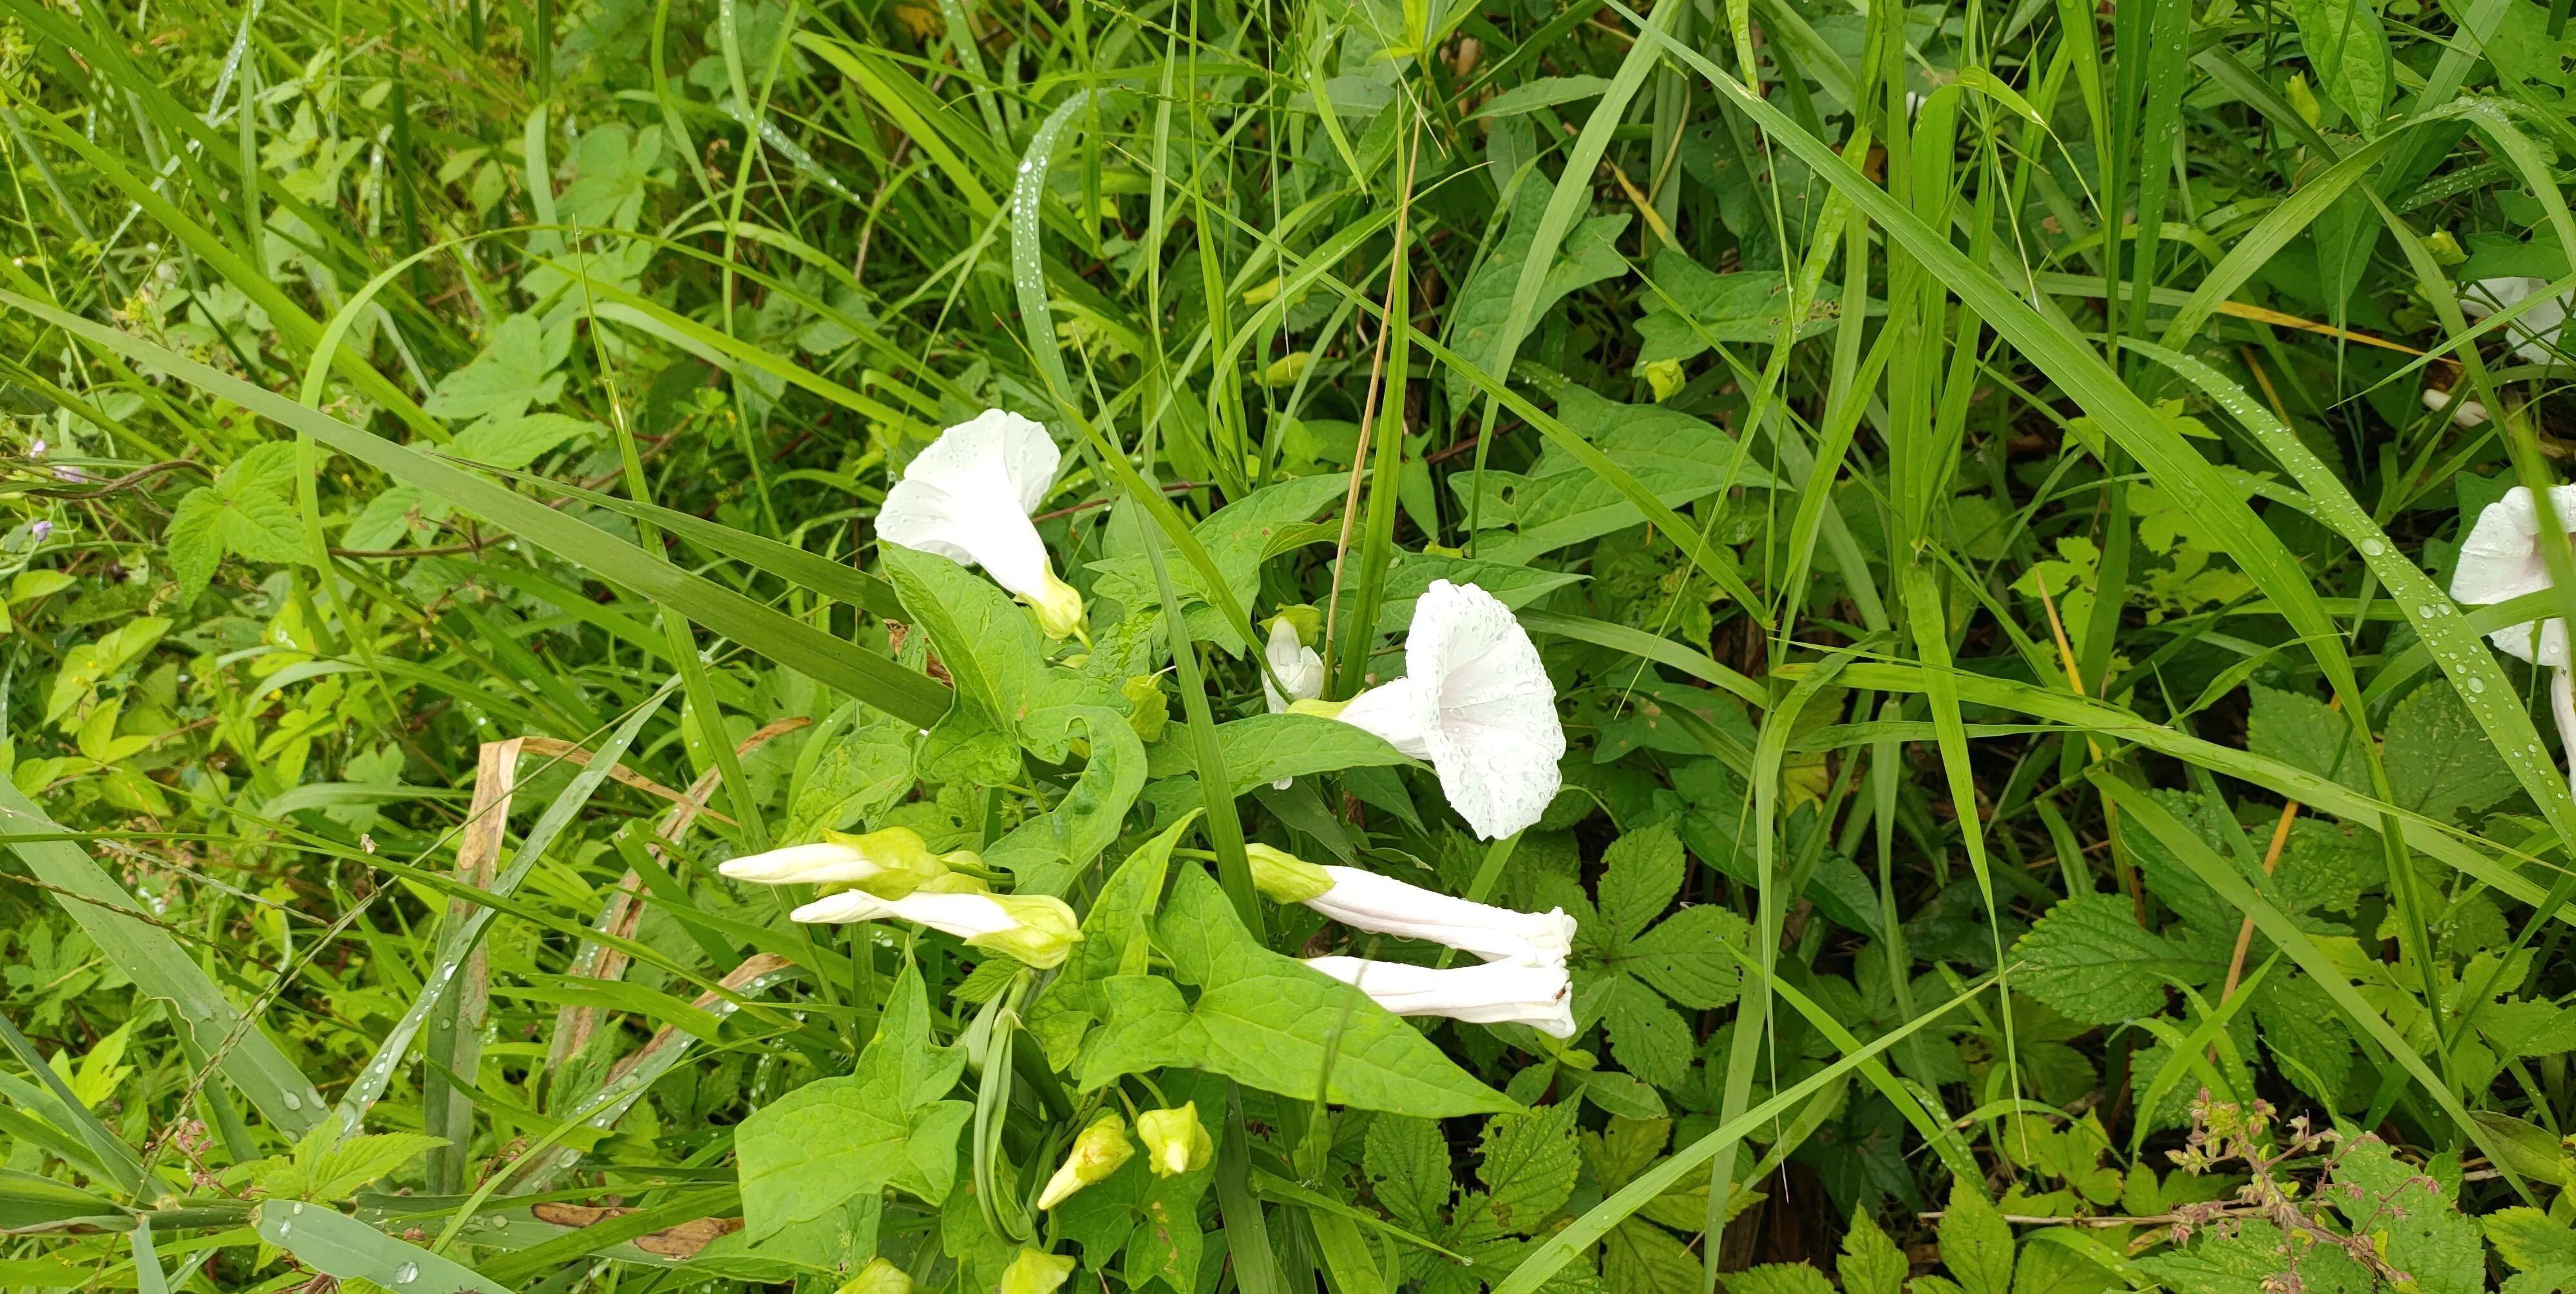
[2,0,2576,1288]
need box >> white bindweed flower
[2452,484,2576,798]
[1302,955,1576,1038]
[879,409,1084,637]
[2423,386,2490,430]
[1261,619,1325,713]
[1262,617,1325,789]
[2459,277,2571,368]
[1246,844,1573,964]
[791,887,1082,968]
[1298,580,1564,839]
[716,826,958,896]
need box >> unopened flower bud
[1244,844,1334,904]
[838,1257,913,1294]
[790,890,1082,969]
[1037,1112,1133,1209]
[718,826,956,897]
[998,1248,1077,1294]
[1136,1103,1214,1177]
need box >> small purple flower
[27,438,44,457]
[29,520,51,541]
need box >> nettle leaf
[1597,822,1684,943]
[422,314,571,422]
[1936,1176,2014,1294]
[2329,1139,2482,1294]
[1363,1114,1454,1235]
[2382,681,2520,825]
[446,411,604,469]
[733,961,971,1238]
[1079,868,1513,1117]
[1456,1101,1579,1239]
[1582,822,1745,1082]
[2011,894,2220,1024]
[2246,684,2368,795]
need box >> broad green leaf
[1142,713,1414,790]
[2289,0,2391,128]
[1083,868,1513,1117]
[734,961,972,1237]
[423,314,570,422]
[1937,1176,2014,1294]
[2381,681,2519,824]
[2010,895,2221,1024]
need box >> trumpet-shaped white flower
[1303,955,1575,1038]
[2459,277,2571,368]
[791,887,1082,968]
[1306,580,1563,839]
[2423,386,2491,430]
[879,409,1084,637]
[1246,844,1574,964]
[716,826,956,896]
[2453,485,2576,799]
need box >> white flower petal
[1306,867,1574,964]
[879,409,1063,603]
[792,889,1019,940]
[1336,581,1563,839]
[2452,485,2576,666]
[1262,620,1325,713]
[2461,277,2571,368]
[719,841,876,885]
[1303,955,1575,1037]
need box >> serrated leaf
[2328,1140,2481,1294]
[1364,1114,1453,1235]
[1936,1176,2014,1294]
[2010,894,2220,1024]
[1616,905,1745,1009]
[1597,823,1683,944]
[1837,1208,1908,1294]
[1599,973,1694,1089]
[2246,684,2368,794]
[2382,682,2520,825]
[1468,1102,1579,1236]
[2487,1206,2576,1274]
[424,314,569,421]
[1716,1263,1833,1294]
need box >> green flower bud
[1135,1102,1214,1177]
[1037,1112,1133,1209]
[999,1248,1077,1294]
[1244,843,1334,905]
[838,1257,914,1294]
[963,893,1082,969]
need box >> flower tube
[1136,1103,1214,1177]
[1245,844,1573,964]
[1294,580,1564,839]
[878,409,1084,637]
[790,888,1081,969]
[1302,955,1576,1038]
[715,826,958,895]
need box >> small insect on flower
[1303,955,1576,1038]
[1037,1111,1135,1209]
[878,409,1086,638]
[1245,843,1574,965]
[1293,580,1565,839]
[790,888,1083,969]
